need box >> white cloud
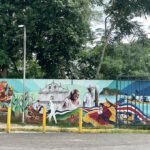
[90,15,150,45]
[132,16,150,37]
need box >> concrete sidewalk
[1,132,150,150]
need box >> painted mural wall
[117,80,150,126]
[0,79,150,127]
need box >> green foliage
[90,0,150,42]
[90,0,150,79]
[0,49,9,66]
[103,39,150,78]
[1,0,150,79]
[0,0,91,78]
[25,0,91,78]
[77,46,101,79]
[26,59,45,78]
[78,38,150,79]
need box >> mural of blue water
[99,95,116,103]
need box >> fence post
[7,107,11,133]
[79,107,83,133]
[42,106,46,133]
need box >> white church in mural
[38,81,69,108]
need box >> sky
[89,6,150,46]
[122,16,150,43]
[130,16,150,36]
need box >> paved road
[0,132,150,150]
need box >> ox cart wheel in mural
[116,75,150,128]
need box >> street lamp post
[18,25,26,123]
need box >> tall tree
[0,0,91,78]
[77,38,150,79]
[25,0,91,78]
[92,0,150,79]
[0,1,23,77]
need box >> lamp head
[18,25,24,28]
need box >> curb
[0,126,150,133]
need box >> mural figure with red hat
[97,103,112,123]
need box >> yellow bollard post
[42,106,46,133]
[7,107,11,133]
[79,107,83,133]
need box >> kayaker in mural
[83,85,95,107]
[62,89,80,110]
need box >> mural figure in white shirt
[32,100,43,114]
[83,85,95,107]
[47,95,57,124]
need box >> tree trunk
[95,86,99,107]
[95,28,112,79]
[0,68,8,78]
